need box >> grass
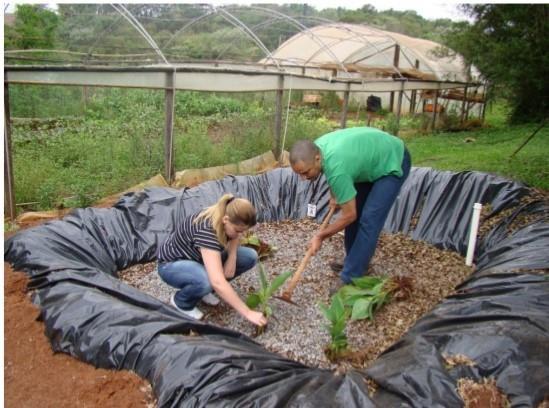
[403,113,548,190]
[7,89,548,214]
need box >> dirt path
[4,235,155,407]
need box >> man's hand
[309,234,323,255]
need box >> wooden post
[274,75,284,161]
[480,83,488,124]
[340,84,350,129]
[410,59,420,113]
[389,44,400,112]
[164,70,176,184]
[460,86,468,125]
[430,88,439,132]
[395,81,404,135]
[4,74,16,221]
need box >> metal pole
[510,118,547,158]
[340,84,350,129]
[274,75,284,161]
[389,44,400,112]
[480,83,488,124]
[460,86,468,125]
[395,81,404,135]
[164,70,175,184]
[410,59,419,113]
[430,88,439,132]
[4,74,16,221]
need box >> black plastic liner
[5,167,549,407]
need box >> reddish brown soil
[4,226,155,407]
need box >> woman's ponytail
[195,194,255,246]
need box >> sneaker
[329,261,344,274]
[201,292,220,306]
[170,294,204,320]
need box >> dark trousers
[340,149,411,283]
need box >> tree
[12,4,59,49]
[444,4,549,123]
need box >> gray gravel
[119,218,472,371]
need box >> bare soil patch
[4,234,155,407]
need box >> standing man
[290,127,411,287]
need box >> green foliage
[320,275,409,358]
[338,276,392,321]
[9,85,86,118]
[245,264,292,318]
[443,4,549,123]
[9,88,548,214]
[319,293,349,356]
[8,5,59,50]
[175,92,248,117]
[319,92,342,111]
[404,107,549,189]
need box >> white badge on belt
[307,203,317,218]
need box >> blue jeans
[340,149,411,284]
[158,246,258,310]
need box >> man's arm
[309,198,356,254]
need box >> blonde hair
[195,194,257,246]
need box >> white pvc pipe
[466,203,483,266]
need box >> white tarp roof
[268,23,476,82]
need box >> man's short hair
[290,140,319,165]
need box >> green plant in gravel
[338,276,413,321]
[245,264,292,323]
[319,276,412,360]
[319,292,349,360]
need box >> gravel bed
[119,218,473,371]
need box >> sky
[3,1,471,21]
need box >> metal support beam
[395,81,404,136]
[410,59,420,113]
[430,88,439,132]
[274,75,284,161]
[340,84,350,129]
[480,83,488,124]
[164,70,175,183]
[389,44,400,112]
[460,86,468,124]
[4,75,16,221]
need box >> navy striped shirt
[158,212,223,263]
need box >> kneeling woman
[157,194,266,327]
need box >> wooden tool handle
[282,207,336,298]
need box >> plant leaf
[246,293,261,309]
[352,276,383,289]
[267,270,292,297]
[332,293,346,318]
[264,304,273,318]
[258,263,268,290]
[351,297,373,320]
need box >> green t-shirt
[315,127,405,204]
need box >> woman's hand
[245,309,267,327]
[224,238,239,279]
[224,263,236,279]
